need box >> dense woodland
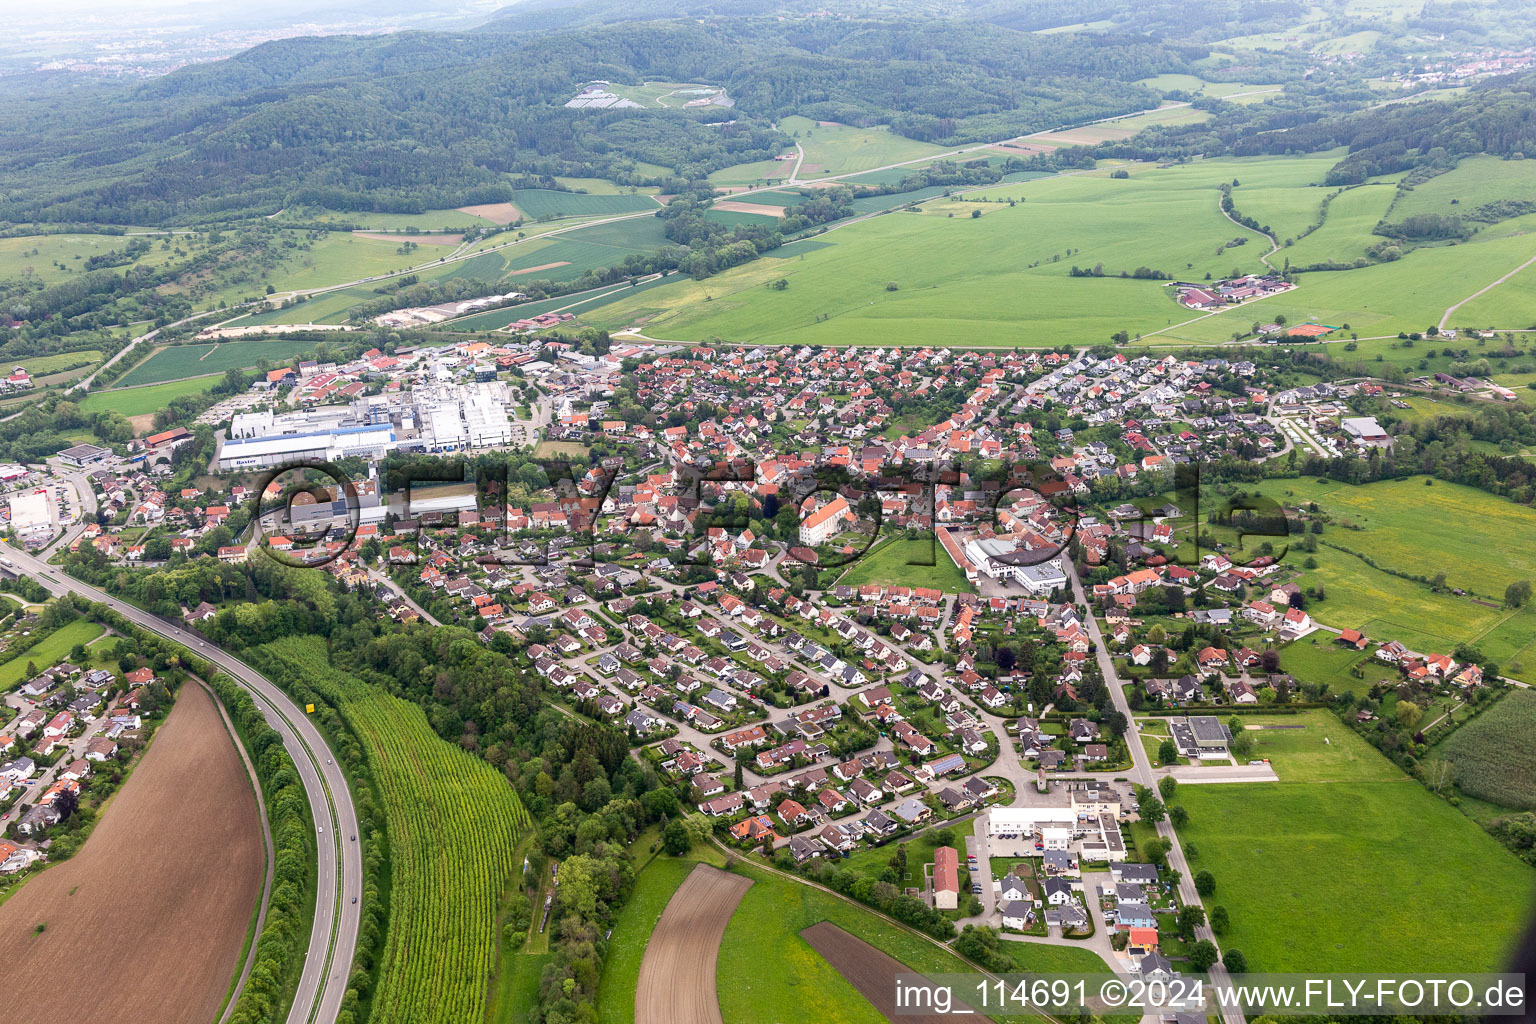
[0,19,1191,225]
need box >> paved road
[0,542,359,1024]
[1067,562,1247,1024]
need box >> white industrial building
[218,425,396,471]
[7,490,51,538]
[219,381,514,469]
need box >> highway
[0,541,360,1024]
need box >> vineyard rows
[256,637,531,1024]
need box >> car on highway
[351,835,356,841]
[318,825,324,833]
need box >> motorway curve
[0,542,359,1024]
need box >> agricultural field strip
[0,543,362,1024]
[634,864,752,1024]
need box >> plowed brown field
[802,921,994,1023]
[635,864,752,1024]
[0,683,263,1024]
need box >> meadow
[0,619,105,692]
[261,232,426,294]
[596,842,728,1024]
[275,206,497,230]
[78,376,221,417]
[1282,181,1398,264]
[578,151,1516,348]
[835,537,976,594]
[20,350,103,375]
[1175,716,1536,972]
[1207,475,1536,671]
[716,859,1062,1024]
[1386,156,1536,222]
[0,232,189,288]
[115,339,321,387]
[1436,689,1536,810]
[584,158,1298,346]
[708,116,950,185]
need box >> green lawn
[79,376,220,417]
[1207,476,1536,667]
[1236,710,1405,782]
[486,950,553,1024]
[0,619,106,692]
[1175,713,1536,972]
[836,537,976,594]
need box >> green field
[575,151,1504,349]
[1436,689,1536,810]
[0,619,106,692]
[255,636,532,1024]
[835,537,977,594]
[1387,156,1536,223]
[18,350,102,375]
[115,339,322,387]
[276,206,497,230]
[78,376,221,417]
[718,861,1031,1024]
[1209,476,1536,667]
[1236,710,1406,782]
[1176,714,1536,972]
[262,232,425,294]
[582,157,1308,346]
[486,950,553,1024]
[1284,182,1398,263]
[0,232,191,288]
[511,190,659,219]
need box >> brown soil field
[635,864,752,1024]
[711,201,787,218]
[457,202,522,223]
[801,922,994,1024]
[0,684,264,1024]
[353,231,463,245]
[508,261,572,276]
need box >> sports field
[835,537,976,594]
[1178,735,1536,971]
[115,339,319,387]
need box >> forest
[0,18,1191,225]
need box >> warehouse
[217,425,396,471]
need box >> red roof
[934,846,959,894]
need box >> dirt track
[802,921,994,1023]
[0,684,264,1024]
[635,864,752,1024]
